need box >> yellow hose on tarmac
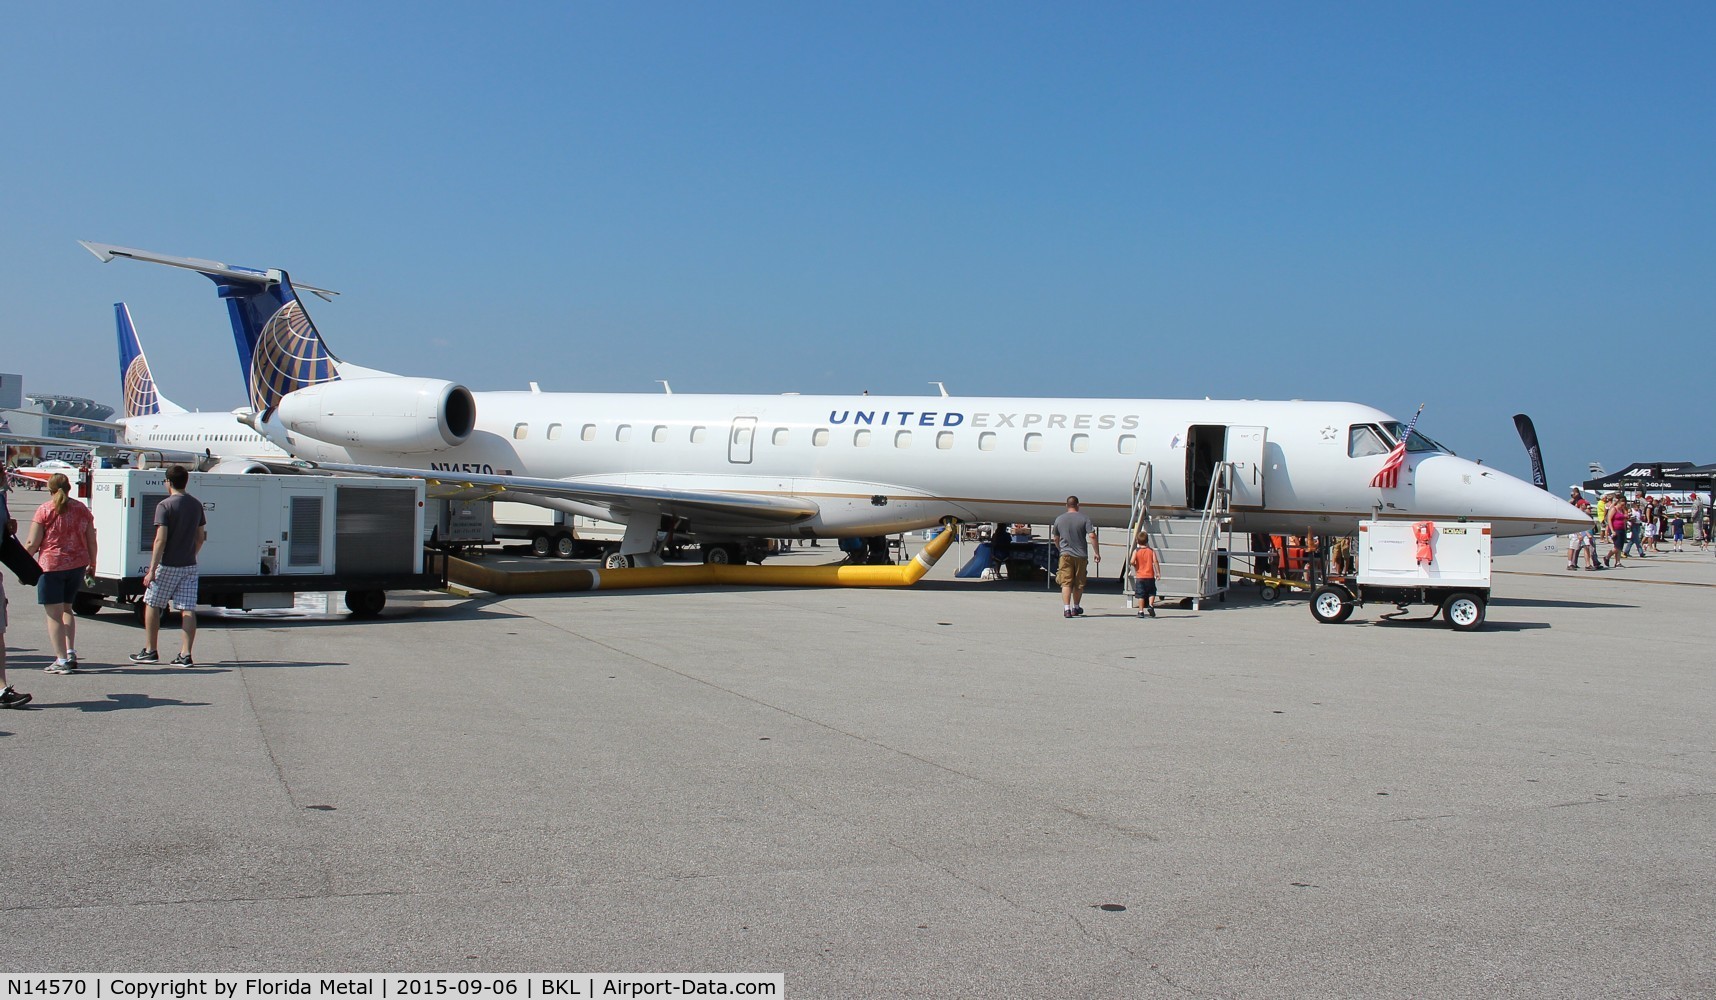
[447,524,960,595]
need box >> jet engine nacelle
[201,459,273,475]
[274,377,477,453]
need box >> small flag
[67,423,85,435]
[1370,404,1424,489]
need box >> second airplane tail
[116,302,185,417]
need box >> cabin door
[728,417,757,464]
[1226,425,1267,510]
[1185,424,1267,511]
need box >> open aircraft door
[1227,424,1266,509]
[728,416,757,465]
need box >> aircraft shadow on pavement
[35,692,212,713]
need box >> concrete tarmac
[3,537,1713,998]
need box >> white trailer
[1309,520,1493,630]
[491,500,624,558]
[84,469,444,618]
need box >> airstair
[1123,461,1235,610]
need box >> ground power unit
[1309,520,1494,630]
[84,469,446,617]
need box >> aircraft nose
[1414,456,1592,537]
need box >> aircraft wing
[1,408,128,434]
[312,461,820,528]
[1,429,131,454]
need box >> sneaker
[1072,606,1085,617]
[1063,609,1074,619]
[0,686,32,709]
[45,660,76,674]
[169,653,195,667]
[1137,611,1148,618]
[65,651,78,669]
[129,648,159,663]
[1147,607,1157,617]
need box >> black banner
[1513,413,1548,491]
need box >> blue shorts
[1133,578,1158,600]
[37,567,85,605]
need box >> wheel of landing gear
[530,533,552,558]
[1310,584,1353,624]
[702,544,735,564]
[1259,585,1279,603]
[1441,591,1485,631]
[604,552,631,570]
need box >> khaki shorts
[1056,554,1088,590]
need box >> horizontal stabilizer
[79,241,339,301]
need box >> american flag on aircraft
[67,423,84,435]
[1370,404,1424,489]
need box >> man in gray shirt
[130,465,207,667]
[1050,495,1100,618]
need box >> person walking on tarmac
[1130,533,1159,618]
[1,486,33,708]
[129,465,206,667]
[1050,496,1100,618]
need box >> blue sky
[3,2,1711,490]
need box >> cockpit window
[1378,421,1451,454]
[1348,425,1390,458]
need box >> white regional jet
[82,242,1588,565]
[106,301,292,472]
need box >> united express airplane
[81,242,1588,565]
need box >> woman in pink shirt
[1607,499,1629,568]
[24,473,98,673]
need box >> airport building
[1,371,118,464]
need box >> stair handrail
[1192,461,1234,593]
[1123,461,1153,598]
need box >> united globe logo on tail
[250,299,338,415]
[123,354,160,418]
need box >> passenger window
[616,424,632,443]
[1349,425,1389,458]
[652,425,667,444]
[772,428,789,446]
[979,432,997,452]
[1118,434,1137,455]
[936,431,953,450]
[1070,434,1089,454]
[547,423,563,440]
[894,431,911,448]
[513,423,529,440]
[854,429,871,447]
[812,429,829,447]
[580,424,596,442]
[1024,433,1043,453]
[691,425,707,444]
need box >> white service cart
[83,469,445,618]
[1309,520,1492,630]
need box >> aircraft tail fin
[82,241,353,416]
[116,303,186,417]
